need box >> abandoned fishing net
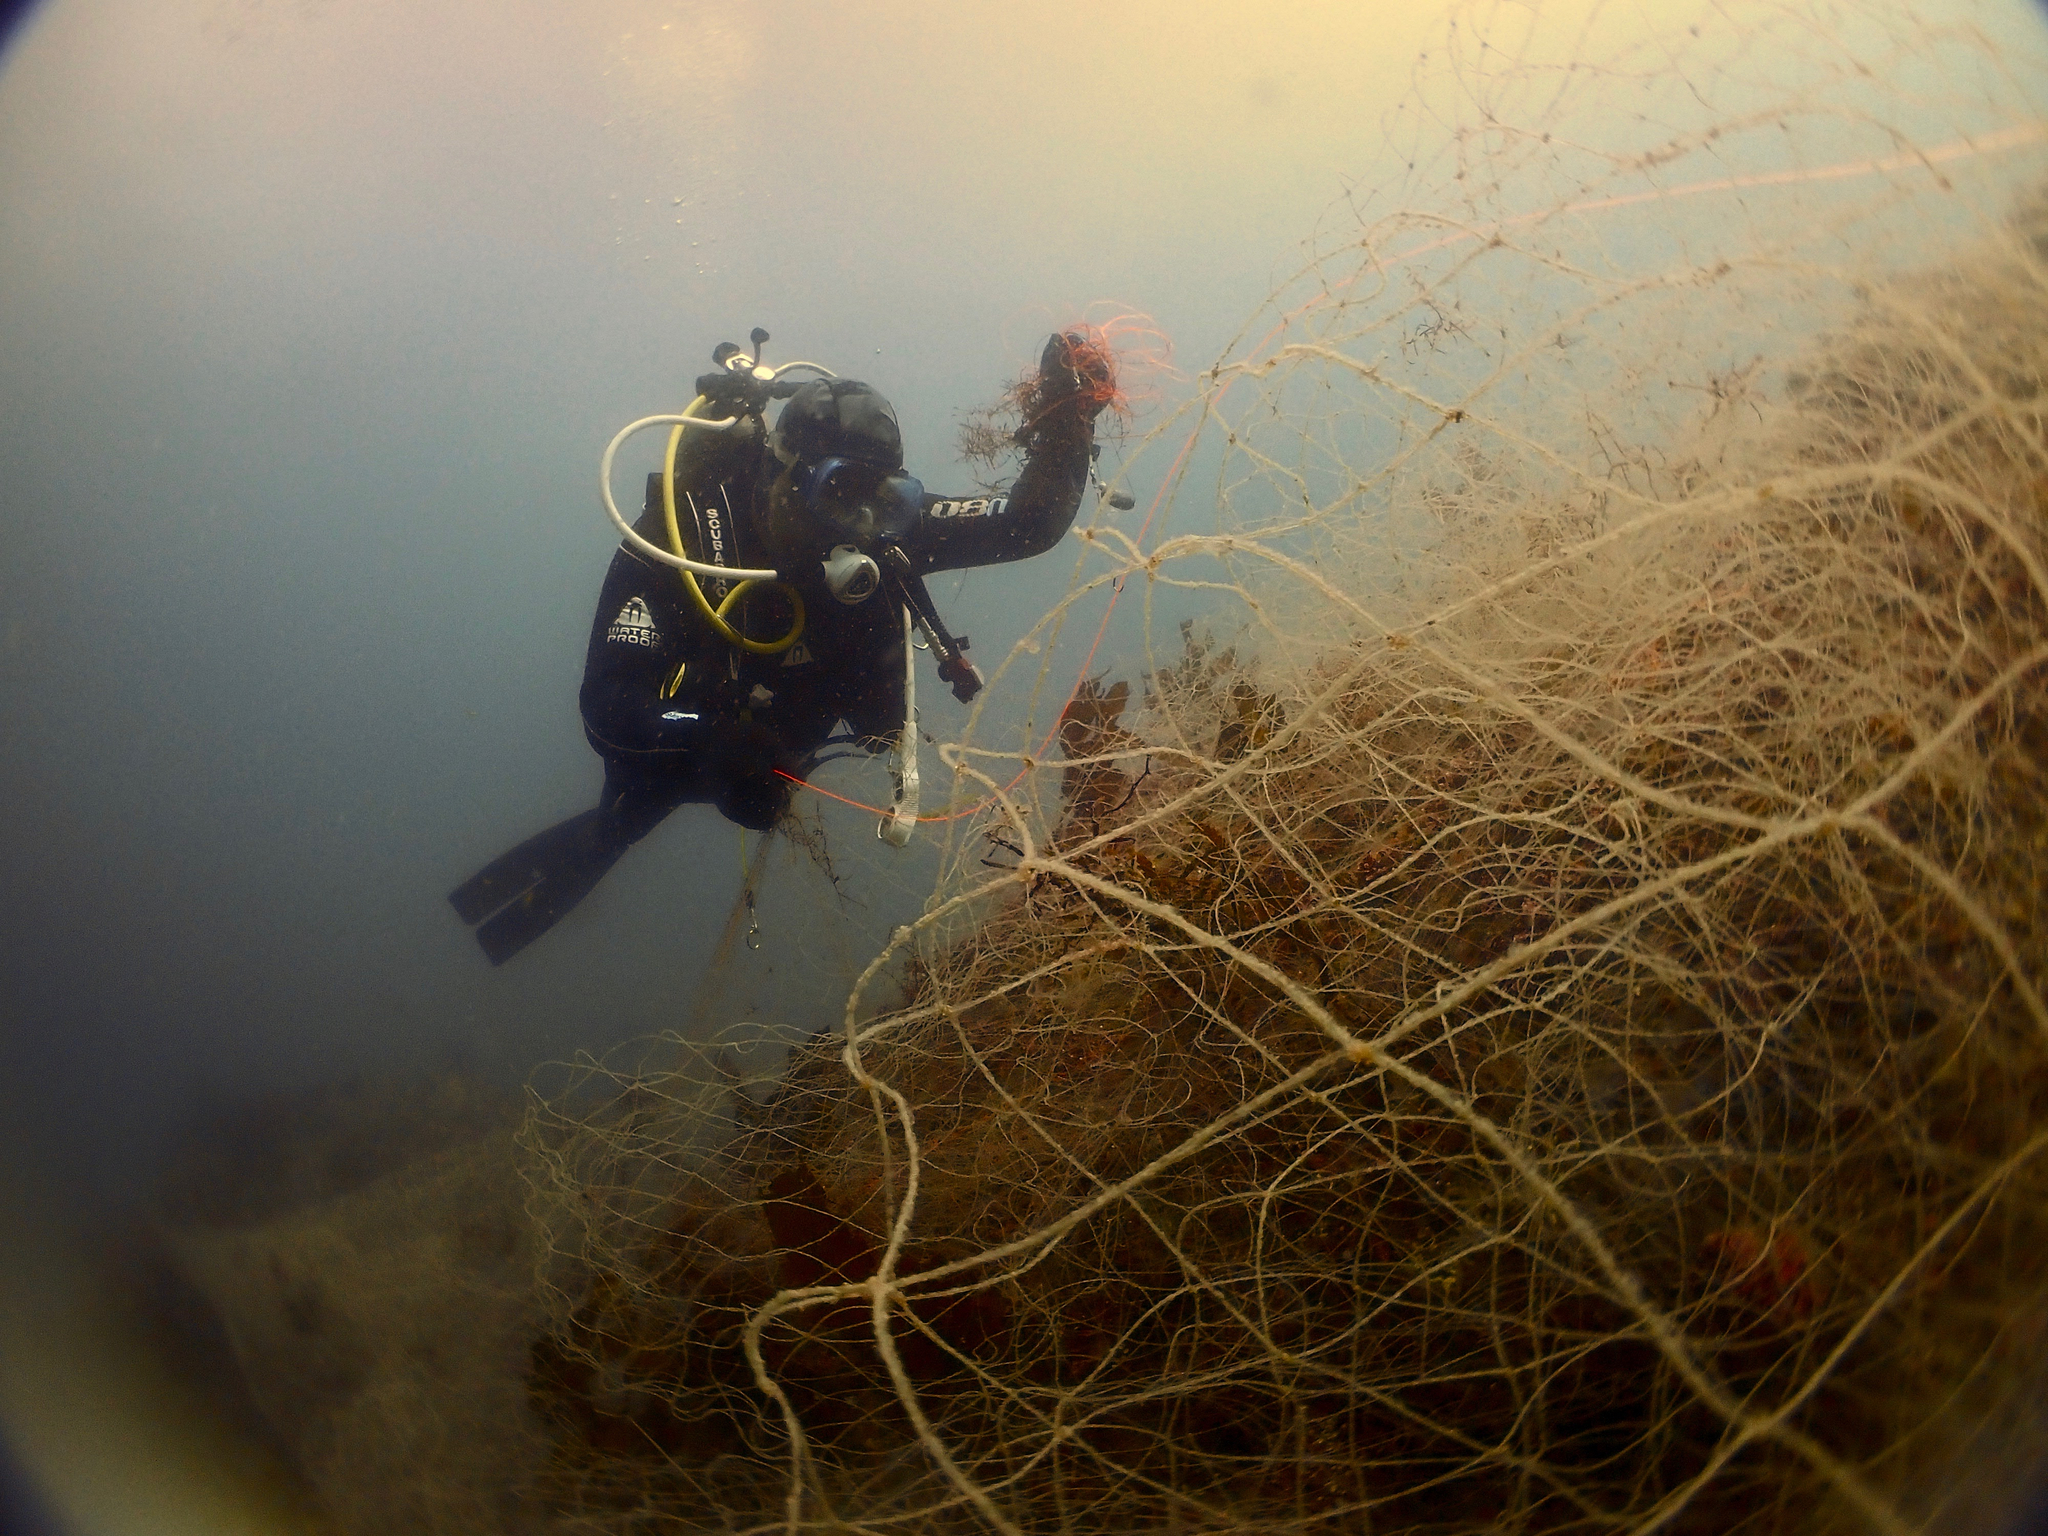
[519,5,2048,1533]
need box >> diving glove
[1037,330,1113,421]
[1017,330,1113,452]
[705,719,791,831]
[707,719,785,787]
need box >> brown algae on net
[518,216,2048,1536]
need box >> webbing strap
[881,604,919,846]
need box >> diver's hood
[771,379,904,471]
[760,378,920,581]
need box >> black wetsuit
[449,407,1093,963]
[582,413,1089,790]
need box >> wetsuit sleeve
[905,415,1093,576]
[578,541,717,761]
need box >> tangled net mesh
[520,5,2048,1532]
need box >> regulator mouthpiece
[822,544,881,605]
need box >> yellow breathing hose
[661,394,805,657]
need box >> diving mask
[797,456,925,542]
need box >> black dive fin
[449,808,605,923]
[448,808,632,965]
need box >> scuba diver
[448,329,1117,965]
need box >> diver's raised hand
[1018,330,1116,450]
[1037,330,1114,420]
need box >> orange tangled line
[1015,313,1172,438]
